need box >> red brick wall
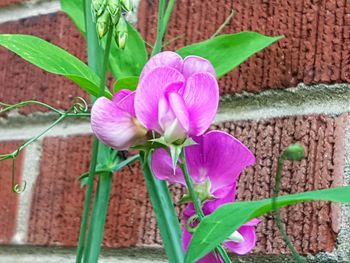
[0,0,349,261]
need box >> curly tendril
[0,97,91,194]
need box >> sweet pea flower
[135,51,219,143]
[183,187,260,262]
[91,89,148,150]
[151,130,256,199]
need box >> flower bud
[121,0,133,11]
[115,16,128,49]
[92,0,107,18]
[96,10,111,39]
[282,143,305,161]
[107,0,121,25]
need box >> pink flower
[135,51,219,143]
[183,187,260,262]
[91,89,148,150]
[151,130,256,199]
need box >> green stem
[272,157,306,263]
[140,151,184,263]
[161,0,176,37]
[75,9,113,261]
[151,0,166,56]
[179,151,232,263]
[83,172,113,263]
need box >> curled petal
[113,90,136,116]
[183,55,216,79]
[186,131,255,193]
[91,97,147,150]
[139,51,183,82]
[135,66,185,132]
[112,89,132,104]
[151,148,186,185]
[183,73,219,136]
[224,223,258,255]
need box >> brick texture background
[0,0,350,260]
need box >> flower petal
[151,148,186,185]
[91,97,147,150]
[113,90,136,116]
[183,55,216,79]
[112,89,132,103]
[139,51,183,82]
[186,131,255,193]
[182,72,219,136]
[224,224,258,255]
[135,66,185,132]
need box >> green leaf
[60,0,85,34]
[109,23,148,78]
[113,76,139,92]
[185,186,350,263]
[177,32,283,78]
[0,34,112,98]
[140,151,184,263]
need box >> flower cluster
[91,51,259,262]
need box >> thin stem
[179,150,232,263]
[75,26,114,263]
[161,0,176,37]
[272,157,306,263]
[0,100,63,114]
[211,9,235,39]
[151,0,166,56]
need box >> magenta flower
[135,51,219,143]
[183,187,260,262]
[91,89,148,150]
[151,130,256,199]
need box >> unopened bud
[115,16,128,49]
[107,0,121,24]
[92,0,107,18]
[96,10,111,39]
[282,144,305,161]
[121,0,133,11]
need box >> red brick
[0,140,23,243]
[138,0,350,94]
[0,0,26,8]
[27,113,347,255]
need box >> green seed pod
[96,9,111,39]
[282,143,305,161]
[92,0,107,18]
[107,0,121,25]
[121,0,133,12]
[115,16,128,49]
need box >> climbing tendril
[0,97,91,194]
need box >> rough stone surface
[0,140,23,243]
[26,113,347,255]
[138,0,350,94]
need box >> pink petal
[183,56,216,79]
[182,73,219,136]
[186,131,255,193]
[158,83,190,142]
[139,51,183,82]
[112,89,132,103]
[113,90,136,116]
[151,148,186,185]
[91,97,147,150]
[135,66,185,132]
[224,224,258,255]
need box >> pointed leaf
[185,186,350,262]
[60,0,85,33]
[177,32,283,78]
[113,76,139,92]
[0,34,112,98]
